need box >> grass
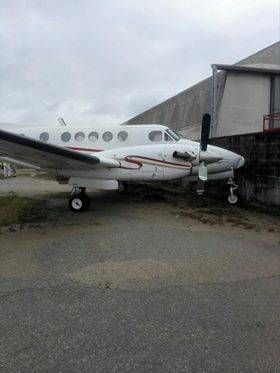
[0,193,45,226]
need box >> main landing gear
[69,187,91,212]
[227,178,239,205]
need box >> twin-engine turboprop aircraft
[0,114,245,211]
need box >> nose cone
[235,155,245,169]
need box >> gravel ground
[0,176,279,372]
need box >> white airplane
[0,114,245,211]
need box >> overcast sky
[0,0,278,126]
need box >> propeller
[198,113,211,181]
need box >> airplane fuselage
[3,123,245,188]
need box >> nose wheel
[227,178,239,205]
[69,187,91,212]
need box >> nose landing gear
[227,178,239,205]
[69,187,91,212]
[196,180,205,196]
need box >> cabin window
[75,131,85,142]
[117,131,128,142]
[61,132,71,142]
[39,132,49,142]
[164,132,173,141]
[102,131,113,142]
[149,131,162,142]
[88,132,99,142]
[166,129,182,141]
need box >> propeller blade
[198,160,208,181]
[200,113,211,151]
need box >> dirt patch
[173,195,279,232]
[125,182,167,202]
[16,168,55,180]
[33,171,56,180]
[0,178,279,235]
[175,208,256,229]
[126,183,280,233]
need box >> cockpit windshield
[165,129,185,141]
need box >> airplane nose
[235,155,245,169]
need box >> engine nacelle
[173,151,196,161]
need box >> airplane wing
[0,129,120,170]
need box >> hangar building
[124,42,280,140]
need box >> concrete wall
[237,42,280,65]
[124,72,226,140]
[209,131,280,208]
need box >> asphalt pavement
[0,178,280,372]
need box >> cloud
[0,0,278,126]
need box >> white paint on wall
[217,72,270,136]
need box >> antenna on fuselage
[58,117,67,126]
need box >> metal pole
[211,64,218,138]
[269,75,275,129]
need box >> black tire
[69,193,91,212]
[227,193,238,205]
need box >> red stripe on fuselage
[120,156,143,169]
[128,155,191,168]
[120,155,191,170]
[66,148,191,170]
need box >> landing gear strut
[196,180,205,196]
[227,178,239,205]
[69,187,91,212]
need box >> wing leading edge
[0,129,120,170]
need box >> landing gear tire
[227,193,238,205]
[227,176,239,205]
[69,193,91,212]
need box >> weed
[0,193,45,226]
